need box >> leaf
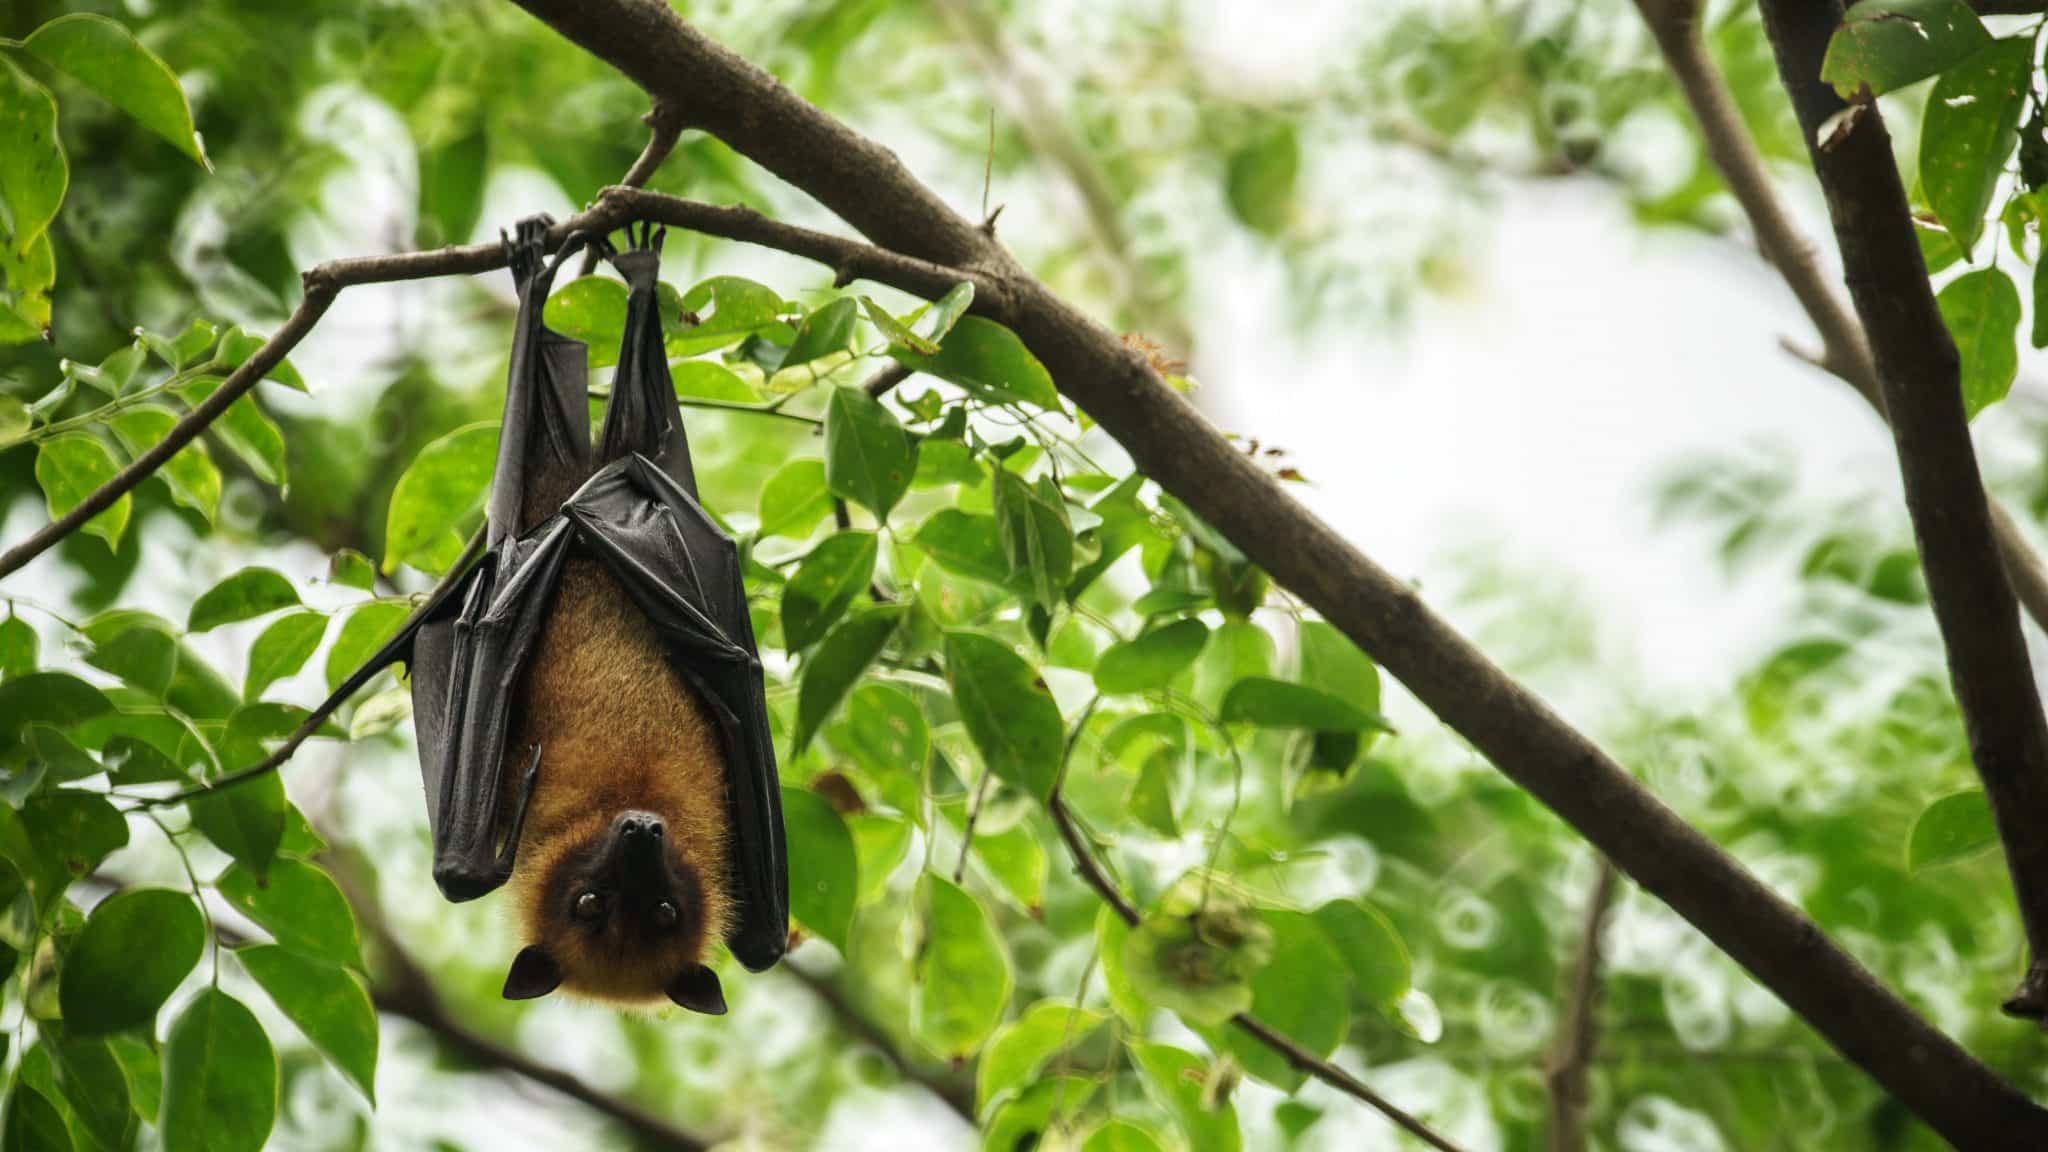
[1096,619,1209,695]
[912,438,985,488]
[188,567,299,632]
[861,297,940,355]
[993,470,1072,606]
[0,394,29,445]
[1908,788,1999,870]
[0,673,108,743]
[1227,122,1300,237]
[914,509,1012,585]
[781,531,878,649]
[1297,621,1380,714]
[383,422,497,573]
[237,945,377,1103]
[984,1075,1100,1152]
[1313,899,1411,1007]
[1938,267,2021,418]
[795,608,903,753]
[1205,909,1348,1093]
[840,683,929,780]
[188,771,286,882]
[24,14,208,168]
[51,1035,136,1151]
[1082,1119,1167,1152]
[892,316,1060,410]
[544,277,627,369]
[673,277,789,357]
[348,688,411,740]
[0,616,35,679]
[58,888,204,1036]
[214,328,305,393]
[1096,906,1150,1027]
[672,360,758,401]
[175,378,286,485]
[780,787,858,951]
[217,858,361,967]
[914,872,1011,1059]
[758,458,833,540]
[34,436,129,550]
[783,297,858,368]
[328,550,376,592]
[945,632,1064,799]
[1131,748,1179,837]
[0,57,66,251]
[1219,678,1390,732]
[848,813,913,902]
[160,989,276,1152]
[107,406,222,522]
[977,1001,1105,1115]
[324,601,411,693]
[971,821,1047,913]
[1921,37,2031,255]
[243,611,327,700]
[916,282,976,346]
[84,618,174,697]
[106,1034,160,1122]
[417,127,487,247]
[4,792,127,913]
[825,386,915,519]
[1124,876,1273,1027]
[1132,1042,1242,1152]
[3,1082,71,1152]
[1821,0,1990,98]
[26,726,96,783]
[0,232,54,345]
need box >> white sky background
[14,0,2048,1148]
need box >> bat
[335,216,786,1011]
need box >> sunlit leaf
[189,567,299,632]
[795,608,902,753]
[915,509,1011,585]
[1313,899,1411,1007]
[781,787,858,950]
[1132,1042,1242,1152]
[1939,267,2021,418]
[1219,678,1390,732]
[189,771,286,882]
[244,611,327,700]
[383,422,496,573]
[914,872,1011,1058]
[758,458,833,540]
[1821,0,1989,98]
[1908,788,1999,870]
[108,406,221,522]
[35,435,129,550]
[324,601,411,693]
[237,944,377,1103]
[892,316,1059,410]
[0,58,67,251]
[176,377,286,485]
[1096,619,1209,695]
[1921,37,2030,255]
[782,531,878,649]
[825,386,915,519]
[977,1000,1105,1116]
[217,858,361,968]
[946,631,1064,799]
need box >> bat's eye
[574,891,604,922]
[652,901,678,931]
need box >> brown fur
[509,555,733,1002]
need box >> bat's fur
[505,470,734,1002]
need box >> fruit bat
[333,216,786,1011]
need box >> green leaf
[914,509,1012,585]
[188,771,286,882]
[1096,619,1209,695]
[916,282,976,346]
[153,319,220,368]
[1205,909,1348,1092]
[840,683,929,780]
[106,1034,160,1123]
[977,1001,1105,1115]
[1226,122,1300,237]
[58,888,204,1036]
[912,438,985,488]
[324,601,410,693]
[3,1082,71,1152]
[782,531,878,649]
[83,618,174,697]
[993,470,1072,607]
[861,297,940,355]
[51,1035,136,1151]
[175,378,286,485]
[544,277,626,369]
[1918,219,1965,275]
[673,277,789,357]
[348,687,411,740]
[1313,899,1411,1007]
[1938,267,2021,418]
[1908,788,1999,870]
[1096,906,1150,1027]
[1219,678,1390,732]
[1921,37,2031,255]
[1124,876,1273,1027]
[795,608,903,754]
[2036,248,2048,349]
[2,792,127,910]
[970,821,1047,913]
[984,1075,1100,1152]
[107,406,222,522]
[243,612,327,700]
[383,422,497,573]
[783,297,858,368]
[328,550,376,592]
[848,812,913,902]
[1082,1119,1167,1152]
[945,632,1064,800]
[671,360,758,401]
[416,127,487,247]
[825,386,915,519]
[1297,621,1380,714]
[217,858,360,967]
[914,872,1011,1059]
[24,14,208,168]
[892,316,1060,410]
[189,567,299,632]
[34,436,129,550]
[0,57,66,252]
[0,616,35,679]
[0,673,108,743]
[0,394,30,445]
[758,458,833,540]
[780,787,858,951]
[214,328,306,393]
[237,945,377,1104]
[1130,747,1179,837]
[0,232,54,345]
[1821,0,1990,98]
[161,989,276,1152]
[1132,1042,1242,1152]
[26,726,96,783]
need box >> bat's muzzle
[614,810,668,887]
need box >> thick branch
[1631,0,2048,634]
[1545,860,1619,1152]
[1048,798,1465,1152]
[505,1,2048,1139]
[1757,0,2048,1024]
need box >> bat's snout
[613,810,668,881]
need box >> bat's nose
[618,811,665,842]
[615,810,667,884]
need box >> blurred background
[6,0,2048,1148]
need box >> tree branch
[780,960,977,1122]
[1756,0,2048,1025]
[499,1,2048,1141]
[1631,0,2048,634]
[1545,860,1619,1152]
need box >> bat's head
[502,808,726,1012]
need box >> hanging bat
[334,216,786,1011]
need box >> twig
[1544,860,1619,1152]
[1757,0,2048,1027]
[1630,0,2048,633]
[862,362,913,398]
[954,769,994,884]
[780,960,977,1121]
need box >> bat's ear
[665,965,726,1015]
[502,946,563,1000]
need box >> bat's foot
[606,220,665,290]
[502,213,558,286]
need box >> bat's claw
[605,221,664,290]
[504,213,558,286]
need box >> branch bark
[1631,0,2048,634]
[1545,860,1619,1152]
[501,1,2048,1140]
[1756,0,2048,1023]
